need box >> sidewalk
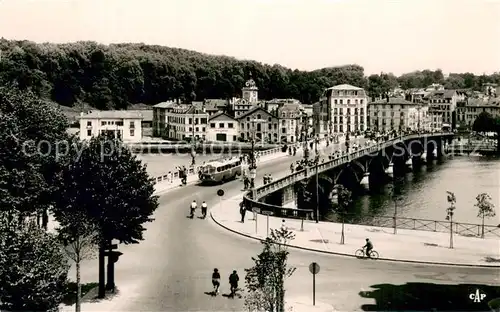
[286,296,335,312]
[211,194,500,267]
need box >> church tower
[242,74,258,104]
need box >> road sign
[309,262,320,274]
[217,189,224,197]
[252,208,261,214]
[309,262,320,306]
[261,211,273,216]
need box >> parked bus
[199,157,242,184]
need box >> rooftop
[369,98,416,105]
[327,84,364,91]
[126,109,153,122]
[79,110,144,119]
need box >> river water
[348,155,500,226]
[138,152,500,226]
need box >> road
[75,139,500,312]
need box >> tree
[472,112,500,152]
[0,215,69,312]
[336,185,352,245]
[56,205,97,312]
[0,87,70,228]
[52,134,159,298]
[445,191,456,249]
[245,228,296,312]
[475,193,496,238]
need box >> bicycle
[355,247,379,259]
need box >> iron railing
[243,132,455,219]
[355,214,500,238]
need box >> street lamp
[250,118,266,170]
[191,109,197,166]
[314,153,320,223]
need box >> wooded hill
[0,39,499,110]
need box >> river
[347,155,500,226]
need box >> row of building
[78,78,500,143]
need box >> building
[79,111,144,142]
[425,90,465,130]
[206,112,240,142]
[456,97,500,129]
[367,98,432,132]
[203,99,231,116]
[483,83,498,97]
[315,84,368,136]
[165,104,209,141]
[236,107,279,143]
[234,78,259,118]
[277,103,301,143]
[264,98,300,115]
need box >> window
[130,121,135,129]
[355,99,358,104]
[334,99,338,104]
[87,121,92,127]
[347,99,351,104]
[246,117,250,121]
[228,123,233,128]
[360,99,364,104]
[195,127,199,132]
[210,123,216,128]
[219,123,224,128]
[201,118,207,124]
[268,124,272,130]
[340,99,343,104]
[87,129,92,136]
[202,127,205,132]
[101,121,106,126]
[268,117,272,122]
[130,129,135,136]
[257,114,261,119]
[116,121,123,126]
[189,127,192,132]
[189,118,193,125]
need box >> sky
[0,0,499,75]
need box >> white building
[367,98,432,132]
[425,90,465,130]
[79,111,144,142]
[315,84,368,136]
[207,112,240,142]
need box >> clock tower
[242,74,258,104]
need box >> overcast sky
[0,0,499,75]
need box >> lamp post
[191,109,196,166]
[250,119,265,170]
[314,153,320,223]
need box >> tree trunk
[482,215,485,238]
[76,257,81,312]
[98,244,106,298]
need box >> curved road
[77,142,500,312]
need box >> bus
[198,157,242,184]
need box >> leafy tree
[475,193,496,238]
[0,87,69,226]
[336,185,352,244]
[0,215,69,312]
[52,135,159,298]
[472,112,500,152]
[245,228,296,312]
[56,206,97,312]
[445,191,456,249]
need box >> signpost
[261,210,274,237]
[252,207,261,234]
[308,262,320,306]
[217,189,224,213]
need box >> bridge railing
[243,132,455,218]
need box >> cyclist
[201,201,208,219]
[363,238,373,258]
[229,270,239,297]
[190,200,197,219]
[212,268,221,294]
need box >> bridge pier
[282,184,296,207]
[426,139,436,162]
[368,154,387,191]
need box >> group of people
[189,200,208,219]
[262,173,274,185]
[211,268,240,297]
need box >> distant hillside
[0,39,498,110]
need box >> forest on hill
[0,39,499,110]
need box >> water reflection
[327,156,500,226]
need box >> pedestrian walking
[189,200,197,218]
[201,201,208,219]
[239,201,246,223]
